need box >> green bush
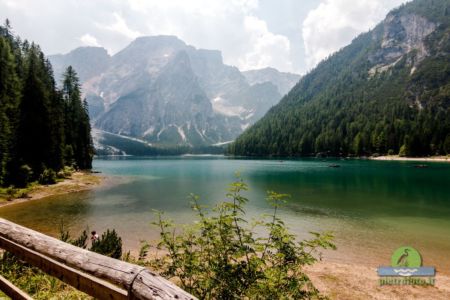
[150,178,335,299]
[399,145,407,157]
[38,168,57,185]
[63,145,75,168]
[0,185,33,201]
[57,166,75,179]
[59,222,122,259]
[90,229,123,259]
[15,164,33,187]
[444,135,450,155]
[59,222,89,249]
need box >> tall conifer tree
[62,66,93,169]
[0,37,20,184]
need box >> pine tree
[0,37,20,185]
[62,66,93,169]
[16,44,53,180]
[44,59,65,171]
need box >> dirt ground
[307,261,450,300]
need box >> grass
[0,170,102,204]
[0,252,91,299]
[0,184,36,203]
[0,290,10,299]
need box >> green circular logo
[391,246,422,267]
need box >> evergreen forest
[0,20,93,187]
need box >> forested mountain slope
[229,0,450,157]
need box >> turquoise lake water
[1,157,450,271]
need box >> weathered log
[0,218,196,300]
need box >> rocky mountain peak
[370,10,437,68]
[50,46,110,82]
[111,35,187,70]
[382,12,437,62]
[242,67,301,96]
[196,49,223,65]
[65,46,109,58]
[49,35,300,151]
[369,10,438,76]
[119,35,187,54]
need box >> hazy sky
[0,0,408,74]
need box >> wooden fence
[0,218,196,300]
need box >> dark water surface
[1,157,449,271]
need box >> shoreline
[132,249,450,299]
[370,155,450,162]
[0,171,105,208]
[307,260,450,300]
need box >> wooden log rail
[0,218,197,300]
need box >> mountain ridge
[49,36,300,153]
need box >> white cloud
[0,0,295,71]
[127,0,258,17]
[2,0,411,73]
[238,16,292,71]
[2,0,24,9]
[80,34,100,47]
[89,0,293,72]
[97,13,141,40]
[302,0,408,70]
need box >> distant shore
[0,171,104,207]
[370,155,450,162]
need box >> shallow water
[1,156,449,272]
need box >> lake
[1,156,450,272]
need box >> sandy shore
[0,171,105,207]
[370,155,450,162]
[307,261,450,300]
[143,248,450,299]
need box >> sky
[0,0,409,74]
